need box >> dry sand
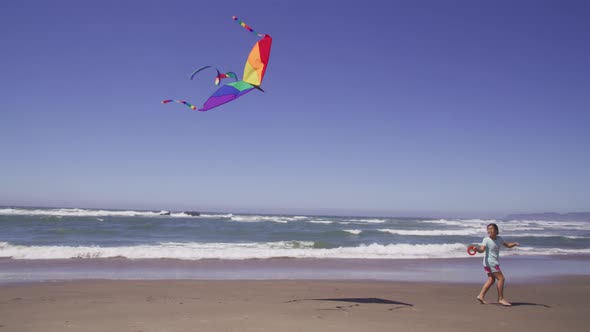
[1,277,588,332]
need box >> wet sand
[1,276,588,332]
[3,256,590,284]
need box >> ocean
[1,206,589,283]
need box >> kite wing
[242,34,272,87]
[232,16,272,87]
[198,80,256,111]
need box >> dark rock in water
[159,210,171,216]
[183,211,200,216]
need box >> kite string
[232,16,265,37]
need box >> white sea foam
[512,246,590,256]
[505,233,589,239]
[168,212,228,218]
[199,213,233,219]
[169,212,196,218]
[426,219,461,225]
[420,219,496,228]
[0,208,243,220]
[0,208,199,218]
[230,215,300,223]
[421,219,590,234]
[2,241,587,260]
[349,218,387,224]
[378,229,480,236]
[308,220,334,224]
[507,220,590,231]
[343,230,363,235]
[500,226,546,231]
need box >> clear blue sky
[1,0,589,217]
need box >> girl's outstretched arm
[503,242,519,248]
[476,245,486,253]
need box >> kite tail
[161,99,197,110]
[232,16,265,37]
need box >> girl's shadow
[502,302,551,308]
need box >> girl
[474,223,519,306]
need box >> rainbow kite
[163,16,272,112]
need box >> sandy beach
[1,276,588,332]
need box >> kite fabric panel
[242,35,272,87]
[198,80,256,111]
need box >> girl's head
[487,223,499,237]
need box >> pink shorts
[484,265,501,274]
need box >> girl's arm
[475,245,486,253]
[503,241,519,248]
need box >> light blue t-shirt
[481,236,504,267]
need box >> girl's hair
[487,223,499,234]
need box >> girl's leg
[477,273,495,304]
[493,271,511,306]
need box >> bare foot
[476,297,487,304]
[499,299,512,306]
